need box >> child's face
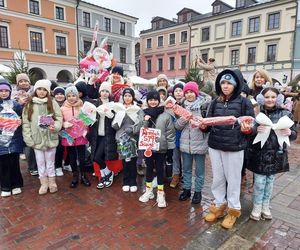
[173,88,184,100]
[159,92,166,101]
[148,99,159,108]
[185,90,196,102]
[36,87,48,98]
[254,73,266,87]
[123,93,133,105]
[67,93,78,104]
[54,93,65,102]
[264,90,277,109]
[157,79,168,88]
[18,79,30,89]
[0,90,10,100]
[100,90,110,100]
[220,81,234,96]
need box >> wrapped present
[200,116,237,126]
[79,101,97,126]
[116,132,137,161]
[111,83,129,102]
[164,96,192,121]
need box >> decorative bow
[112,103,140,127]
[253,112,294,148]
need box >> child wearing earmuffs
[247,87,297,221]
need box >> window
[158,58,163,71]
[236,0,245,8]
[231,49,239,65]
[232,21,242,36]
[55,6,64,20]
[201,53,208,63]
[169,33,175,45]
[30,0,40,15]
[146,38,152,49]
[157,36,163,47]
[181,55,186,69]
[202,27,210,42]
[56,36,66,55]
[267,44,276,62]
[169,57,175,70]
[181,13,187,23]
[249,16,260,33]
[120,22,125,35]
[0,26,8,48]
[0,0,4,7]
[213,5,221,14]
[104,18,111,32]
[83,40,91,54]
[83,12,90,28]
[247,47,256,64]
[30,31,43,52]
[181,31,187,43]
[146,59,152,72]
[268,12,280,30]
[120,47,126,63]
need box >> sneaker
[157,190,167,208]
[97,179,105,189]
[122,185,130,192]
[170,175,180,188]
[139,187,154,203]
[30,170,39,176]
[63,165,72,172]
[130,186,138,193]
[104,172,114,187]
[55,168,64,177]
[1,191,11,197]
[12,188,22,195]
[250,204,262,221]
[20,154,26,160]
[261,203,272,220]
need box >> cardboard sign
[138,127,161,151]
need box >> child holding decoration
[22,80,62,195]
[139,90,175,208]
[175,81,211,204]
[0,79,23,197]
[201,69,254,229]
[247,87,297,221]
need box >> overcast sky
[84,0,237,36]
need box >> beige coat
[198,62,216,84]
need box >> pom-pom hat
[183,81,199,97]
[34,79,51,93]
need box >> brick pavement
[0,131,299,250]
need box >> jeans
[253,173,275,205]
[24,146,37,171]
[182,152,205,192]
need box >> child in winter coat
[139,90,175,208]
[61,86,90,188]
[175,81,211,204]
[248,87,297,221]
[0,79,24,197]
[112,88,144,192]
[201,69,255,229]
[22,80,62,195]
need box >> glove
[166,149,173,163]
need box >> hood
[0,79,12,100]
[215,69,244,100]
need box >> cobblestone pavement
[0,130,299,249]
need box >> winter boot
[157,190,167,208]
[221,208,241,229]
[191,192,202,204]
[205,204,227,222]
[39,177,49,195]
[170,175,180,188]
[179,189,191,201]
[139,187,155,203]
[48,176,58,193]
[81,172,91,187]
[262,203,272,220]
[70,171,79,188]
[250,204,262,221]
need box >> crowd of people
[0,64,298,229]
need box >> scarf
[144,106,164,127]
[112,102,140,127]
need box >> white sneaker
[139,187,154,203]
[152,177,157,188]
[63,165,72,172]
[55,168,64,177]
[157,190,167,208]
[12,188,22,195]
[130,186,138,193]
[262,203,272,220]
[250,204,262,221]
[20,154,26,160]
[1,191,11,197]
[122,185,130,192]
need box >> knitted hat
[65,85,79,98]
[156,74,168,85]
[157,86,167,95]
[75,81,87,97]
[172,83,184,96]
[16,73,30,84]
[53,86,65,96]
[34,79,51,93]
[183,81,199,97]
[0,79,12,92]
[122,87,135,99]
[220,73,237,87]
[146,90,160,102]
[99,81,112,95]
[111,66,124,77]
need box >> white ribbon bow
[96,101,115,119]
[112,103,140,127]
[253,112,294,148]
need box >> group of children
[0,67,298,230]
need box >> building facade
[292,0,300,80]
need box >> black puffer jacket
[247,108,297,175]
[206,69,255,151]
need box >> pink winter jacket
[60,99,88,146]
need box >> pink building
[139,8,201,83]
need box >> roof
[211,0,234,9]
[176,7,201,15]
